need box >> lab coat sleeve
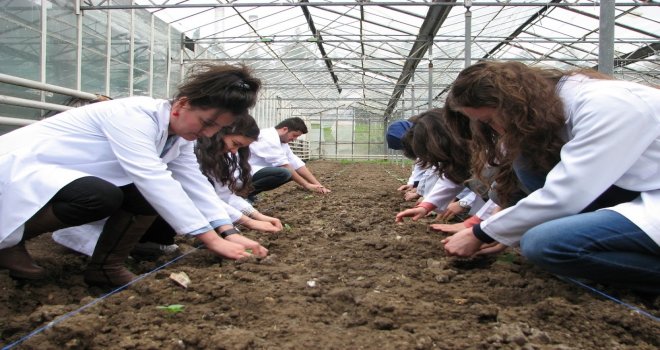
[421,175,465,212]
[100,104,215,235]
[408,162,425,185]
[212,181,253,214]
[284,143,306,170]
[166,141,236,227]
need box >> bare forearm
[296,166,321,185]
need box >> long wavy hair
[195,114,260,196]
[445,61,607,205]
[401,108,471,184]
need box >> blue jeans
[513,157,658,292]
[520,210,660,293]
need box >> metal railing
[0,73,98,127]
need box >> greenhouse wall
[0,0,184,135]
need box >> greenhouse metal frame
[1,0,658,159]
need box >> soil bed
[1,160,658,349]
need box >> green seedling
[303,195,314,200]
[496,252,517,264]
[157,304,185,314]
[245,248,253,254]
[284,223,292,231]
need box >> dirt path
[1,161,658,349]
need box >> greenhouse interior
[1,0,658,160]
[1,1,660,349]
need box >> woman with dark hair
[135,114,281,256]
[442,61,660,292]
[0,63,267,286]
[54,113,281,258]
[394,109,478,223]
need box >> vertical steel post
[465,1,472,68]
[598,0,615,75]
[428,41,433,110]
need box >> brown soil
[1,160,658,350]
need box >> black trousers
[248,166,292,197]
[47,176,156,225]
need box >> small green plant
[496,252,517,264]
[303,195,314,200]
[245,248,253,254]
[284,223,292,231]
[157,304,185,314]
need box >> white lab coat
[0,97,231,249]
[407,162,425,186]
[423,175,465,212]
[248,127,305,174]
[213,181,255,217]
[481,75,660,247]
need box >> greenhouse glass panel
[0,1,40,80]
[81,10,108,94]
[153,19,169,98]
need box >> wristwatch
[458,199,471,209]
[219,227,240,238]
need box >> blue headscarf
[386,120,413,150]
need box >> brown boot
[0,243,48,279]
[84,210,156,287]
[0,205,66,280]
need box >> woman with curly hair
[442,60,660,292]
[394,109,504,244]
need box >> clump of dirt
[1,161,658,349]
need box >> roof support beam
[593,42,660,71]
[562,6,659,39]
[300,0,342,94]
[433,0,561,102]
[81,2,655,10]
[384,0,456,119]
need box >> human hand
[403,190,421,201]
[197,231,252,260]
[317,185,331,194]
[239,217,281,233]
[251,212,284,231]
[264,216,283,231]
[441,227,483,257]
[225,234,269,258]
[398,184,413,192]
[395,206,428,223]
[438,201,467,221]
[474,243,508,256]
[430,222,467,234]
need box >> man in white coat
[247,117,330,201]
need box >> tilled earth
[1,160,658,349]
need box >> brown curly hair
[195,114,260,196]
[446,61,569,205]
[401,108,471,184]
